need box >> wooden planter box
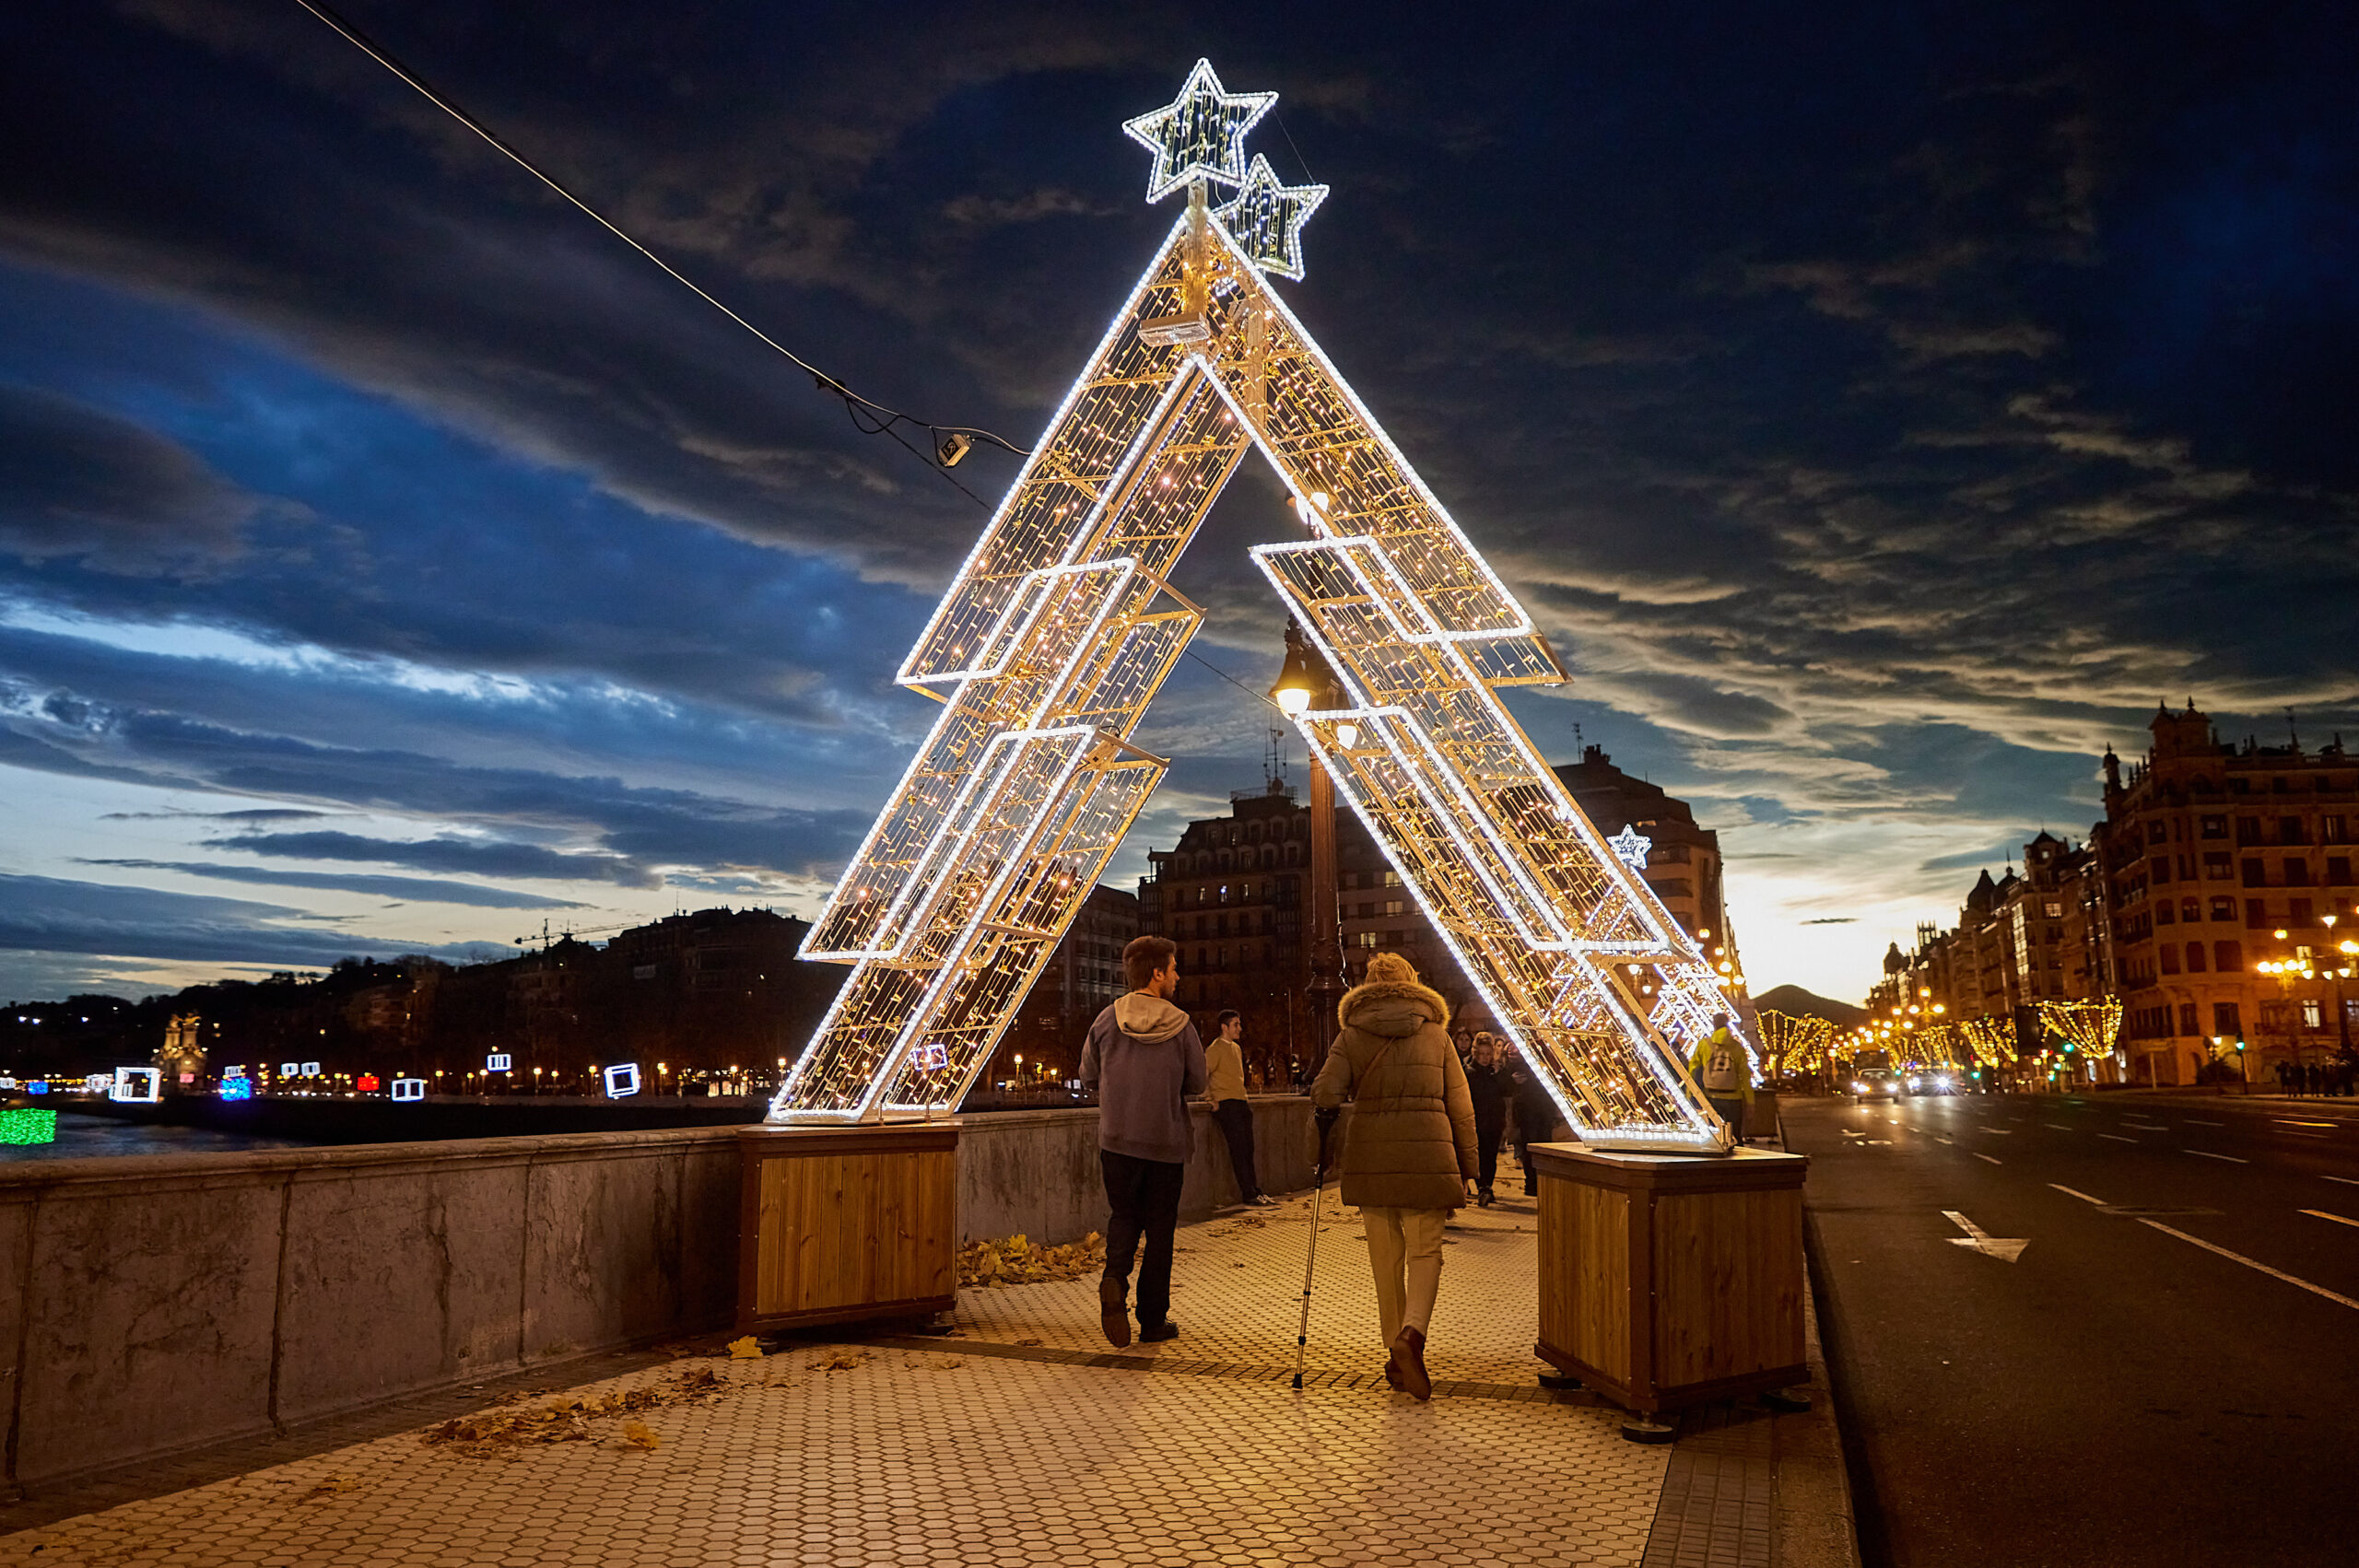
[1532,1142,1808,1415]
[737,1123,958,1332]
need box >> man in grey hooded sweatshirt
[1080,934,1205,1347]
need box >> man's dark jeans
[1101,1150,1185,1327]
[1211,1098,1261,1200]
[1707,1093,1746,1141]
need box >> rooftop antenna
[2287,707,2301,753]
[1266,725,1289,791]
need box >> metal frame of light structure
[111,1066,161,1104]
[765,63,1755,1149]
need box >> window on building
[2182,897,2201,921]
[2151,857,2172,884]
[1353,931,1377,948]
[2147,821,2168,845]
[2211,896,2236,921]
[2284,858,2313,886]
[2236,816,2261,843]
[2180,1002,2201,1036]
[2185,942,2206,973]
[2204,852,2232,879]
[2242,859,2267,886]
[2213,1001,2241,1036]
[2281,815,2309,845]
[2302,1000,2323,1029]
[2214,940,2243,972]
[2246,898,2270,929]
[2160,946,2180,975]
[2325,856,2353,885]
[2201,814,2227,838]
[2326,814,2351,844]
[1383,870,1402,887]
[2290,898,2318,927]
[1384,900,1405,917]
[2156,902,2176,926]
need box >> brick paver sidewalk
[0,1154,1682,1568]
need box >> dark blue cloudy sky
[1,1,2353,1001]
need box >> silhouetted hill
[1752,985,1867,1028]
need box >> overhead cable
[291,0,1027,507]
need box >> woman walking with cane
[1311,951,1478,1401]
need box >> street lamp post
[1271,617,1348,1082]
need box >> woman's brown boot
[1389,1325,1431,1401]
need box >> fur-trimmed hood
[1337,977,1450,1036]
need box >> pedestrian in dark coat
[1464,1032,1514,1206]
[1509,1049,1563,1197]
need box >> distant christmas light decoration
[1605,825,1652,872]
[604,1063,641,1098]
[2038,998,2122,1061]
[763,60,1755,1151]
[301,1061,322,1077]
[0,1107,56,1146]
[486,1053,512,1072]
[219,1076,254,1102]
[392,1078,427,1102]
[357,1073,381,1093]
[1755,1010,1833,1075]
[111,1067,161,1104]
[279,1061,299,1077]
[83,1073,110,1093]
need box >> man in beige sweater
[1204,1010,1273,1207]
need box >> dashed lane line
[2185,1118,2224,1127]
[2097,1133,2138,1143]
[2185,1149,2248,1164]
[2137,1221,2359,1313]
[2323,1175,2359,1187]
[1974,1153,2002,1165]
[2044,1123,2073,1131]
[2049,1184,2107,1205]
[2302,1210,2359,1230]
[2279,1119,2339,1129]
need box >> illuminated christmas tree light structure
[767,61,1753,1151]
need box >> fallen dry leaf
[955,1231,1106,1288]
[727,1335,764,1360]
[1015,1337,1042,1347]
[812,1351,871,1372]
[932,1358,968,1370]
[620,1420,659,1451]
[295,1474,360,1502]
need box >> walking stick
[1292,1110,1337,1391]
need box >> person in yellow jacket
[1688,1013,1754,1140]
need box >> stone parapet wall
[1,1098,1318,1494]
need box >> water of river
[2,1114,307,1162]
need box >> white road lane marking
[2301,1210,2359,1230]
[2045,1123,2073,1131]
[2278,1119,2338,1129]
[2185,1150,2248,1163]
[1933,1135,1954,1144]
[2098,1133,2138,1143]
[2323,1175,2359,1187]
[2049,1184,2108,1204]
[1974,1153,2002,1165]
[1943,1211,2028,1261]
[1982,1129,2013,1135]
[2139,1220,2359,1312]
[2186,1118,2224,1126]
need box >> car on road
[1907,1070,1963,1095]
[1850,1068,1904,1103]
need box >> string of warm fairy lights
[1755,1009,1835,1075]
[768,61,1755,1148]
[2037,998,2123,1063]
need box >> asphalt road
[1786,1086,2359,1565]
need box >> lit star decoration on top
[1214,154,1329,281]
[1607,825,1653,872]
[1121,57,1277,202]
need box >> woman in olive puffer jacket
[1311,951,1478,1400]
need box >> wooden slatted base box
[1532,1142,1809,1436]
[737,1124,958,1333]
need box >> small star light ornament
[1607,825,1653,872]
[1121,57,1277,202]
[1215,154,1329,280]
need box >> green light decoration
[1,1106,58,1146]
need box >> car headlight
[1907,1078,1921,1090]
[1851,1082,1865,1092]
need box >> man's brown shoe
[1389,1325,1432,1401]
[1098,1277,1131,1348]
